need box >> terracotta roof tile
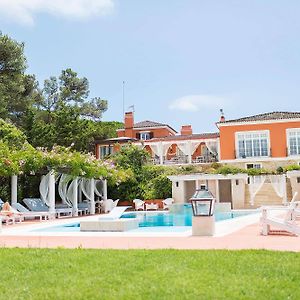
[218,111,300,124]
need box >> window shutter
[136,133,140,139]
[149,132,154,139]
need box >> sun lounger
[12,203,53,221]
[261,193,300,236]
[23,198,72,218]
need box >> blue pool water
[120,211,252,227]
[33,204,255,232]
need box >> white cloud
[0,0,114,25]
[168,94,227,112]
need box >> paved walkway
[0,222,300,251]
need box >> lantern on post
[190,188,216,236]
[190,189,215,216]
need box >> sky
[1,0,300,133]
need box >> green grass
[0,249,299,299]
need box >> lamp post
[190,188,215,236]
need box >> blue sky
[1,0,300,133]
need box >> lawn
[0,248,299,299]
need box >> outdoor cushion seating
[162,198,174,210]
[133,199,145,211]
[12,203,53,221]
[78,201,90,214]
[23,198,72,218]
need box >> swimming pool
[33,205,255,232]
[121,209,254,227]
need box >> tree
[0,32,41,125]
[36,68,107,121]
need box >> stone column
[11,175,18,205]
[103,179,108,201]
[90,178,95,215]
[72,178,78,216]
[215,179,220,203]
[159,141,164,165]
[48,171,56,215]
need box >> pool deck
[0,214,300,251]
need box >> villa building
[95,111,219,165]
[217,112,300,169]
[95,111,300,170]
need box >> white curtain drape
[176,142,189,155]
[269,175,285,198]
[205,140,218,155]
[80,178,93,202]
[58,174,73,207]
[190,141,201,155]
[39,171,51,206]
[162,143,172,156]
[94,180,103,197]
[249,176,267,206]
[149,144,160,157]
[66,179,79,206]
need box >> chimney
[181,125,193,136]
[220,109,225,122]
[124,111,134,129]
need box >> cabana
[168,173,290,209]
[9,171,108,217]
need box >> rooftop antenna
[122,80,125,117]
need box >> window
[287,129,300,156]
[236,131,269,158]
[246,163,262,169]
[99,145,114,159]
[297,177,300,184]
[139,132,152,140]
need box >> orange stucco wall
[219,121,300,160]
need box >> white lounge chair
[162,198,174,210]
[12,203,53,221]
[133,199,145,211]
[23,198,72,218]
[103,199,119,213]
[261,192,300,236]
[145,202,158,211]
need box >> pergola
[10,171,108,216]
